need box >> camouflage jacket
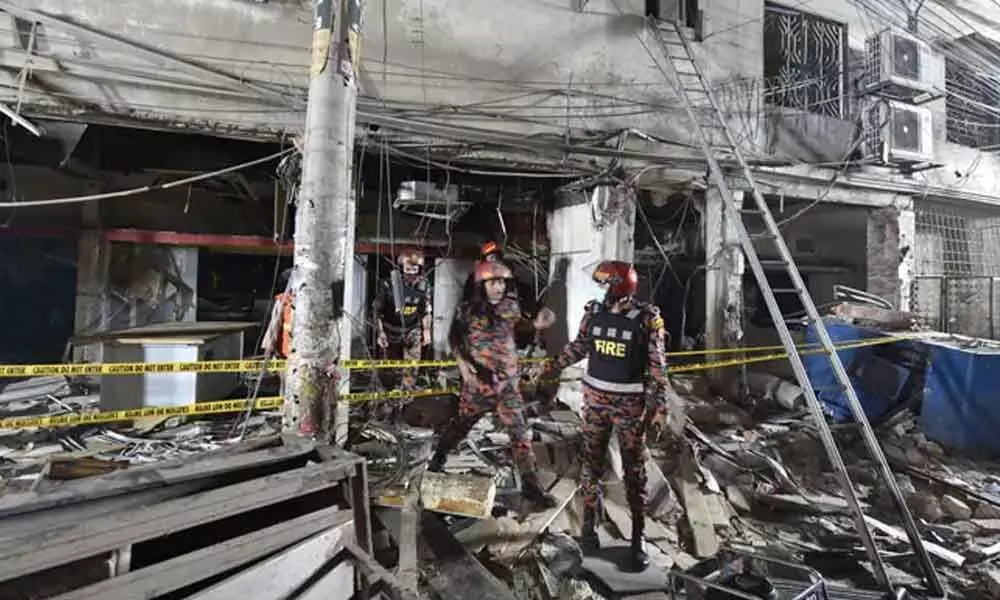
[451,297,523,381]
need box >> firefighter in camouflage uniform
[538,260,673,572]
[372,250,432,420]
[428,259,557,509]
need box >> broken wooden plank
[756,492,863,515]
[419,470,496,519]
[188,517,354,600]
[0,481,212,543]
[506,478,578,559]
[420,512,517,600]
[0,457,360,582]
[0,438,314,518]
[50,509,353,600]
[397,472,421,595]
[453,516,528,556]
[864,515,966,567]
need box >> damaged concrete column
[432,258,473,359]
[703,188,745,381]
[545,185,635,413]
[867,196,915,311]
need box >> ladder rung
[749,232,777,239]
[758,259,788,267]
[813,385,846,394]
[683,87,708,93]
[771,287,803,294]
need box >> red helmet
[473,260,512,283]
[480,240,501,261]
[397,250,425,274]
[593,261,638,298]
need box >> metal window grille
[763,2,847,118]
[912,202,1000,338]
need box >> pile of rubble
[5,368,1000,599]
[369,373,1000,600]
[0,376,281,495]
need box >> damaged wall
[0,0,760,153]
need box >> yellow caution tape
[0,397,284,429]
[0,336,906,379]
[0,360,285,378]
[0,336,904,429]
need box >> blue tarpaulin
[919,338,1000,458]
[802,320,911,424]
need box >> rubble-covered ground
[387,373,1000,600]
[0,375,281,494]
[4,370,1000,600]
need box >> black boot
[626,512,650,572]
[579,504,601,553]
[521,472,558,509]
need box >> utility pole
[284,0,364,440]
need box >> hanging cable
[0,147,295,208]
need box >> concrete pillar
[866,196,914,310]
[432,258,473,359]
[703,188,745,369]
[72,230,111,362]
[545,186,635,413]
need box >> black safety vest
[584,303,648,394]
[381,279,427,331]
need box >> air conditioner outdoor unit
[862,28,938,101]
[860,99,934,165]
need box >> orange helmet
[473,260,512,283]
[480,240,501,261]
[593,260,638,298]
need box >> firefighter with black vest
[536,260,673,572]
[372,251,432,414]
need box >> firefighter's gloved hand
[377,330,389,349]
[533,307,556,330]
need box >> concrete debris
[9,370,1000,600]
[943,494,974,521]
[361,381,1000,599]
[419,471,497,519]
[0,380,282,495]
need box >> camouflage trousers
[580,385,648,514]
[435,377,536,474]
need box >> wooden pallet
[0,441,379,600]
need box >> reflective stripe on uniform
[582,375,644,394]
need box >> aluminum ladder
[644,18,944,598]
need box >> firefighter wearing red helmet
[371,250,432,418]
[538,260,673,572]
[428,259,557,509]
